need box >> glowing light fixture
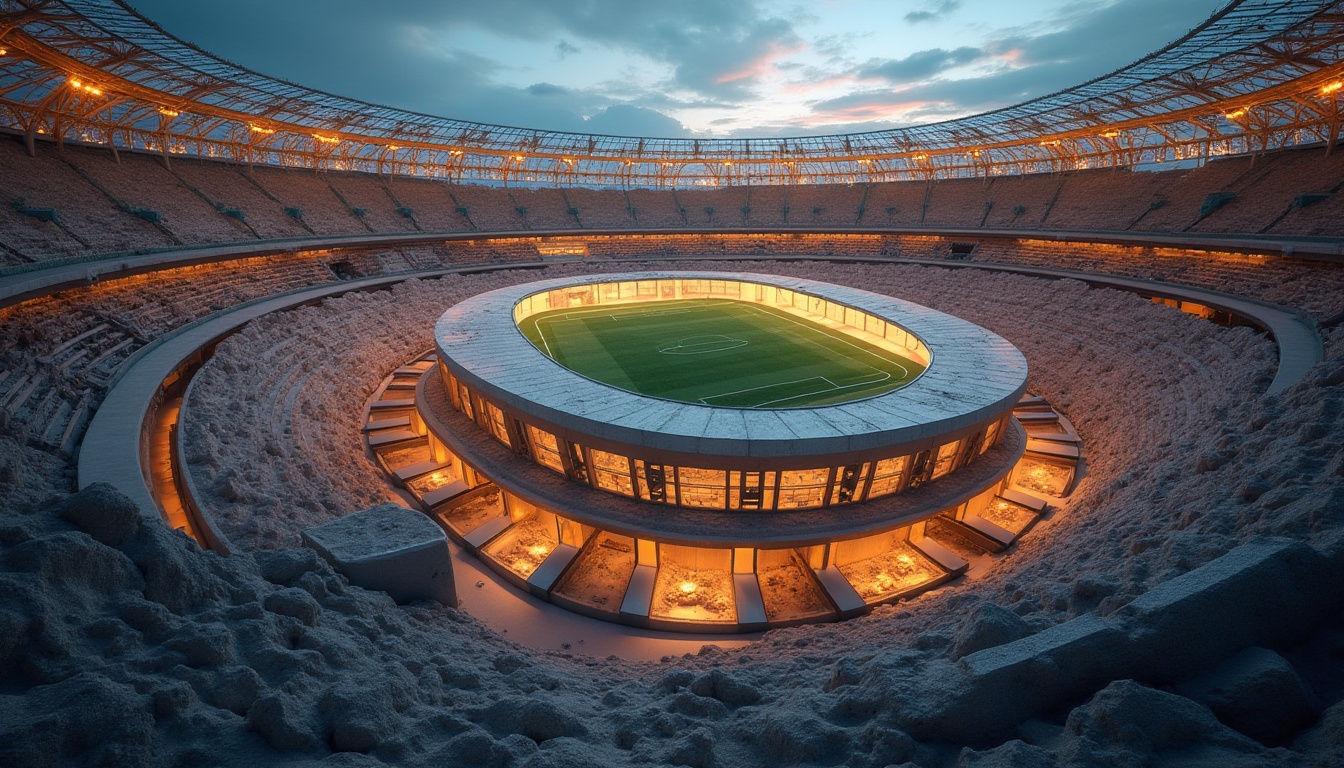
[157,107,180,117]
[249,124,275,135]
[313,134,340,144]
[1323,81,1343,95]
[1225,108,1247,119]
[67,77,103,96]
[678,581,697,595]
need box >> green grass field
[517,298,925,408]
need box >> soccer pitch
[517,299,925,408]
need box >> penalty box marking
[699,370,894,408]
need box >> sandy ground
[2,258,1342,767]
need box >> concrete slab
[302,504,457,607]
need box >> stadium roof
[1,0,1343,186]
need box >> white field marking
[739,304,912,380]
[528,299,736,360]
[537,298,732,323]
[699,375,834,405]
[532,299,732,332]
[535,321,554,358]
[751,371,894,408]
[657,335,750,355]
[699,368,896,408]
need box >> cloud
[124,0,1228,138]
[859,47,986,83]
[526,82,569,97]
[904,1,961,24]
[583,104,688,137]
[801,0,1226,129]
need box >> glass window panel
[776,468,829,509]
[932,439,962,479]
[867,455,907,499]
[980,419,1002,454]
[485,402,511,448]
[527,425,565,474]
[677,467,726,509]
[591,449,634,496]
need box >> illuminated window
[677,467,727,509]
[867,455,907,499]
[591,449,634,496]
[635,460,676,504]
[527,425,565,474]
[980,419,1002,454]
[484,402,511,448]
[932,439,962,479]
[776,467,830,509]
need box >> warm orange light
[1101,130,1120,138]
[723,161,733,166]
[1323,81,1343,95]
[0,49,9,57]
[67,78,104,96]
[249,124,275,135]
[912,153,928,161]
[158,107,180,117]
[514,154,525,161]
[1225,108,1246,119]
[386,144,399,151]
[313,134,340,144]
[678,581,697,595]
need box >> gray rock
[164,621,236,667]
[0,672,155,766]
[255,547,327,587]
[428,728,512,768]
[321,678,409,753]
[55,483,141,546]
[1292,698,1344,765]
[1177,647,1314,745]
[1064,679,1263,755]
[956,740,1056,767]
[483,697,587,743]
[264,587,323,626]
[688,668,760,706]
[949,601,1032,660]
[247,690,324,752]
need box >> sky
[126,0,1230,139]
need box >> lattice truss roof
[0,0,1342,186]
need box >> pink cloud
[714,42,806,84]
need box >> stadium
[0,0,1342,764]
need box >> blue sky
[127,0,1228,138]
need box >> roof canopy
[1,0,1342,186]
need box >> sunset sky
[128,0,1229,138]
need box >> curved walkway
[5,224,1343,308]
